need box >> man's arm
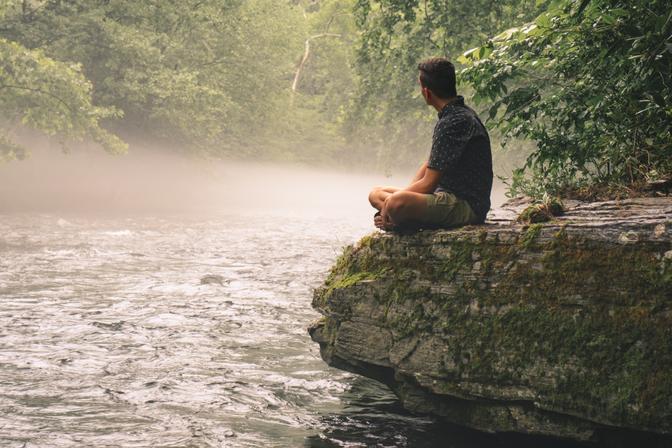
[410,161,428,183]
[404,166,441,194]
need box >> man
[369,57,493,230]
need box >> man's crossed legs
[368,186,478,231]
[369,187,428,230]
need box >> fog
[0,143,507,218]
[0,145,396,218]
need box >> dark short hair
[418,57,457,99]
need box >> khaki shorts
[422,191,478,228]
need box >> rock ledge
[309,197,672,443]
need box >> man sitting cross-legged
[369,57,493,231]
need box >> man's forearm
[405,165,441,194]
[404,178,435,194]
[410,161,428,183]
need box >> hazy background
[0,137,507,217]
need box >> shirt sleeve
[427,114,474,173]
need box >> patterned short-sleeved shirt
[427,96,493,223]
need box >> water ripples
[0,213,405,447]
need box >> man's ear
[422,87,432,103]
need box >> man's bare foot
[374,212,395,231]
[374,213,385,229]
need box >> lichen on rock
[309,197,672,443]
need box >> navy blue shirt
[427,96,493,223]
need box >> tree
[0,0,305,158]
[0,1,125,161]
[277,0,361,164]
[460,0,672,198]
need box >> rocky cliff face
[309,198,672,443]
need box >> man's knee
[368,187,383,206]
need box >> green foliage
[280,0,361,164]
[0,0,305,157]
[0,35,126,160]
[346,0,549,170]
[0,0,376,164]
[461,0,672,198]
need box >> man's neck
[432,95,459,112]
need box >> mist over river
[0,149,579,448]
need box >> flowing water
[0,211,493,448]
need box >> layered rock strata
[309,198,672,442]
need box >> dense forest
[1,0,670,198]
